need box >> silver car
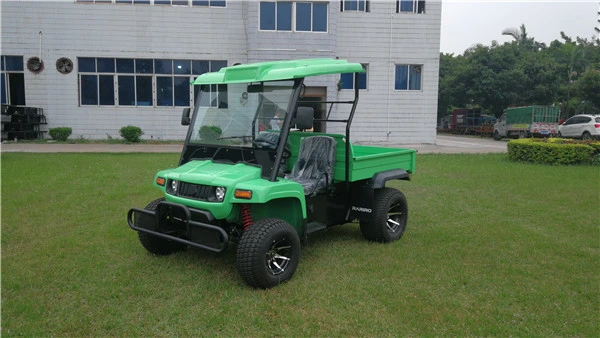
[558,114,600,140]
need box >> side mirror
[181,108,191,126]
[294,107,314,130]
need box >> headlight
[167,179,178,194]
[215,186,226,202]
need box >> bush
[508,138,599,165]
[48,127,72,142]
[119,125,143,143]
[199,125,222,140]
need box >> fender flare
[368,169,410,189]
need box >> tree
[575,69,600,113]
[437,29,600,120]
[501,24,542,50]
[502,24,528,44]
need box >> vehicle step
[306,221,327,234]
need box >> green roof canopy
[192,58,365,85]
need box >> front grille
[168,180,213,201]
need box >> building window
[340,64,367,90]
[1,55,26,106]
[394,65,421,91]
[260,1,328,32]
[260,2,292,31]
[77,57,227,107]
[75,0,226,6]
[340,0,369,12]
[396,0,425,14]
[115,0,149,4]
[194,61,228,108]
[193,0,226,6]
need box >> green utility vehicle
[127,59,416,288]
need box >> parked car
[558,114,600,140]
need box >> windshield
[188,80,295,147]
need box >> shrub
[120,125,143,143]
[48,127,72,142]
[508,138,598,165]
[199,125,222,140]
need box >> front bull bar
[127,201,229,253]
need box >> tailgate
[344,145,416,182]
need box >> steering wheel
[252,135,291,158]
[251,139,276,149]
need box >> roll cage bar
[181,59,363,185]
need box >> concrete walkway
[1,135,507,154]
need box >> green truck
[127,59,416,288]
[493,105,560,140]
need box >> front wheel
[236,218,301,288]
[360,188,408,243]
[493,130,501,141]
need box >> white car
[558,114,600,140]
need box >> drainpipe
[386,1,394,142]
[39,31,43,60]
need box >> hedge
[48,127,72,142]
[119,125,143,143]
[507,138,600,165]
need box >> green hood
[157,160,262,187]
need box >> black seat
[285,136,337,196]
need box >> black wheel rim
[387,202,405,234]
[266,238,292,275]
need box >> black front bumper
[127,201,229,253]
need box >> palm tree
[502,25,527,44]
[595,2,599,33]
[502,24,540,49]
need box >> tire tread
[236,218,300,288]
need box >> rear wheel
[236,218,301,288]
[360,188,408,243]
[137,198,187,255]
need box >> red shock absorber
[240,204,253,231]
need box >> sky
[440,0,600,55]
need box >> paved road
[1,134,507,154]
[404,134,508,154]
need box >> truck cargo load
[493,105,560,140]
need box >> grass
[1,153,598,336]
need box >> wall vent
[26,56,44,73]
[56,58,74,74]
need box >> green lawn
[1,153,598,336]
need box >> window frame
[340,0,369,12]
[340,64,368,91]
[396,0,425,14]
[77,57,227,107]
[394,64,422,91]
[75,0,227,7]
[259,1,328,33]
[1,55,26,106]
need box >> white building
[0,0,441,144]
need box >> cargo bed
[287,131,416,182]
